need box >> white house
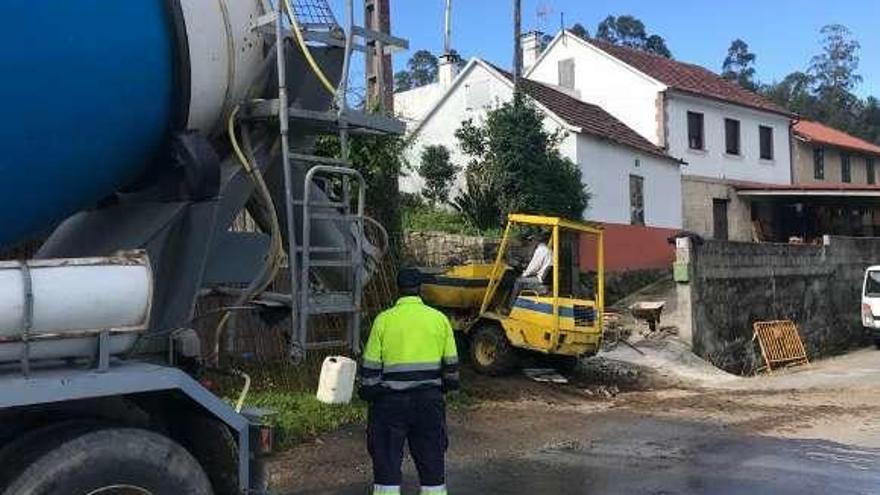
[396,58,684,270]
[525,31,796,241]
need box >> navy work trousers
[367,388,448,488]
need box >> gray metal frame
[0,361,252,491]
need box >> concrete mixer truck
[0,0,405,493]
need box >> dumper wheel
[2,428,213,495]
[470,323,517,375]
[545,355,581,375]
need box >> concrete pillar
[521,31,543,74]
[674,237,696,348]
[438,52,461,88]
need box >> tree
[453,96,589,229]
[407,50,439,87]
[595,15,672,58]
[645,34,672,59]
[809,24,862,95]
[394,71,413,92]
[761,71,817,116]
[393,49,439,92]
[721,39,758,91]
[314,134,408,251]
[570,23,589,40]
[758,24,880,145]
[419,145,459,204]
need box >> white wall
[401,63,531,194]
[577,135,682,228]
[667,93,792,185]
[527,34,666,146]
[394,83,446,130]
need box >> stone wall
[681,176,752,242]
[403,231,502,267]
[679,236,876,374]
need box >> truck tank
[0,0,264,249]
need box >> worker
[359,268,460,495]
[508,231,553,307]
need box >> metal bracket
[19,261,33,377]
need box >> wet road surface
[305,412,880,495]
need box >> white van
[861,265,880,348]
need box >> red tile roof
[583,38,793,117]
[487,63,678,162]
[794,120,880,156]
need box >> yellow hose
[213,106,285,365]
[283,0,337,96]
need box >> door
[713,199,729,240]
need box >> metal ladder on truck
[249,0,407,362]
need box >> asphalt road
[280,349,880,495]
[293,411,880,495]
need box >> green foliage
[402,203,500,237]
[419,145,459,205]
[759,24,880,144]
[453,163,503,231]
[314,133,408,251]
[722,39,758,91]
[596,15,672,58]
[453,96,590,229]
[570,23,590,40]
[809,24,862,95]
[394,49,438,91]
[247,392,366,450]
[247,390,473,451]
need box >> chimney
[438,51,461,88]
[521,31,543,73]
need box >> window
[868,158,876,185]
[687,112,704,150]
[629,175,645,226]
[813,147,825,180]
[558,58,575,89]
[759,126,774,160]
[713,199,729,241]
[724,118,741,155]
[842,152,852,183]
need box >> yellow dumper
[420,214,605,374]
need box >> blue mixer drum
[0,0,264,248]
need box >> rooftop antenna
[444,0,452,54]
[536,3,553,32]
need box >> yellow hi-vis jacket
[359,296,459,400]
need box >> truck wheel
[2,428,213,495]
[470,323,517,375]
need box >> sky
[327,0,880,98]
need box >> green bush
[403,205,501,237]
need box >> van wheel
[470,323,517,375]
[2,428,213,495]
[874,337,880,350]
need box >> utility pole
[365,0,393,112]
[513,0,522,85]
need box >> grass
[247,391,367,450]
[246,389,475,451]
[402,205,502,238]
